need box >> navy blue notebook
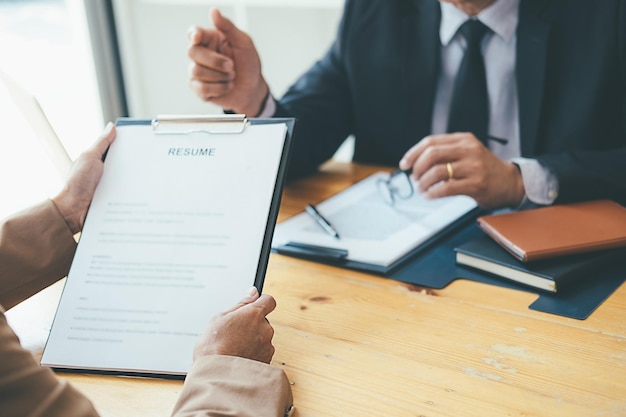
[454,235,625,293]
[389,223,626,320]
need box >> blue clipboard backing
[44,116,296,379]
[389,223,626,320]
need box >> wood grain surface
[9,161,626,417]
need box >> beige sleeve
[0,312,100,417]
[0,200,99,416]
[0,200,77,310]
[0,201,293,417]
[171,355,294,417]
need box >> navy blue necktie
[447,19,491,143]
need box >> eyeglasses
[376,169,414,206]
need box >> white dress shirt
[435,0,558,205]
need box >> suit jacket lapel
[516,0,551,156]
[401,0,441,144]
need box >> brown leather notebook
[477,200,626,262]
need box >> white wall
[112,0,344,118]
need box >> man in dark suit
[187,0,626,209]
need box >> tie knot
[459,19,490,48]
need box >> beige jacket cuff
[0,200,77,310]
[171,355,294,417]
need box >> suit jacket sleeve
[171,355,294,417]
[535,0,626,205]
[0,200,100,417]
[536,146,626,205]
[274,0,357,179]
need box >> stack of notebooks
[455,200,626,293]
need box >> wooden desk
[8,162,626,416]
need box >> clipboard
[41,115,295,379]
[115,114,296,293]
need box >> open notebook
[272,172,480,274]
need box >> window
[0,0,102,219]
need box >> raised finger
[210,8,251,48]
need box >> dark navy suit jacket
[275,0,626,205]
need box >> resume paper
[41,121,288,376]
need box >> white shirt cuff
[511,157,559,205]
[257,92,276,118]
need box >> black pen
[305,204,340,239]
[277,242,349,260]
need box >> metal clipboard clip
[152,114,249,135]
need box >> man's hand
[193,287,277,364]
[52,123,116,234]
[187,8,269,116]
[399,132,525,209]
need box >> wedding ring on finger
[446,162,454,181]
